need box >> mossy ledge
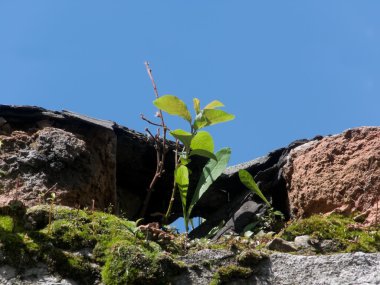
[0,204,266,284]
[0,204,189,285]
[280,214,380,253]
[0,204,378,284]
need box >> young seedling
[153,95,234,233]
[47,192,56,234]
[141,63,235,234]
[238,170,284,234]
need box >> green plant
[142,63,234,233]
[47,192,56,234]
[281,214,380,253]
[154,96,234,232]
[238,170,284,234]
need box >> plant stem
[164,139,180,223]
[139,62,168,219]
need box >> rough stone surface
[0,250,378,285]
[0,127,116,211]
[0,264,80,285]
[262,252,380,285]
[171,252,380,285]
[265,237,298,252]
[0,105,177,221]
[282,127,380,225]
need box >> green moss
[101,241,186,285]
[0,204,277,284]
[39,245,99,284]
[210,265,253,285]
[0,215,14,232]
[281,214,380,253]
[26,205,187,284]
[0,231,33,267]
[237,249,267,267]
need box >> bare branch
[139,62,169,220]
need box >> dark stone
[0,104,318,234]
[0,105,177,222]
[266,238,298,252]
[189,139,315,238]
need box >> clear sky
[1,1,379,166]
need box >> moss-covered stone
[210,265,253,285]
[281,214,380,253]
[1,203,377,284]
[101,241,187,285]
[0,205,189,284]
[237,249,267,267]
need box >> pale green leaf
[202,109,235,126]
[153,95,192,123]
[175,165,189,192]
[193,112,208,130]
[189,149,217,160]
[205,220,225,239]
[190,131,214,153]
[193,98,201,115]
[204,100,224,109]
[188,147,231,217]
[175,165,190,232]
[180,157,191,165]
[194,109,235,130]
[170,129,193,150]
[238,170,270,206]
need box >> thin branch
[139,62,169,219]
[164,139,180,223]
[145,128,160,145]
[141,114,162,128]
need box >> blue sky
[1,1,379,166]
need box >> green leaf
[170,129,193,150]
[193,111,208,130]
[175,165,189,200]
[203,109,235,126]
[188,147,231,217]
[204,100,224,109]
[205,220,225,239]
[180,157,191,165]
[193,98,201,115]
[189,149,217,160]
[190,131,214,153]
[194,109,235,130]
[243,221,259,233]
[175,165,190,232]
[153,95,192,123]
[238,170,270,206]
[273,210,285,218]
